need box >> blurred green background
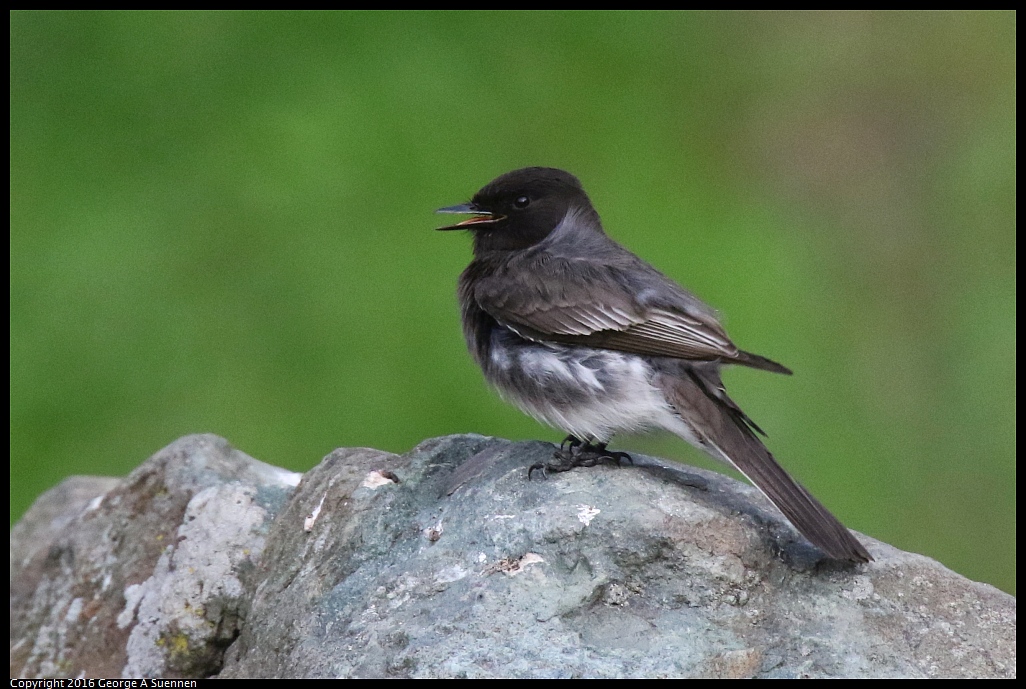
[11,11,1015,593]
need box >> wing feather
[473,254,746,364]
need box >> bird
[436,167,871,563]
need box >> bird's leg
[560,435,583,453]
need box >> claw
[593,442,633,466]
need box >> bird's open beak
[435,203,504,231]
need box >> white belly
[484,336,697,445]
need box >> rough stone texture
[10,435,300,679]
[11,434,1015,678]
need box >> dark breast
[457,261,498,370]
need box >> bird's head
[437,167,599,253]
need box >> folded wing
[473,252,790,374]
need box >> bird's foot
[528,440,633,479]
[591,442,633,466]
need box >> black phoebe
[437,167,871,563]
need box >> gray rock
[10,434,300,679]
[10,434,1015,679]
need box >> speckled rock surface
[10,434,1015,678]
[9,434,299,678]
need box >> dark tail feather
[660,372,871,563]
[733,350,793,375]
[726,441,872,562]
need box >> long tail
[657,369,871,563]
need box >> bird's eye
[513,195,530,209]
